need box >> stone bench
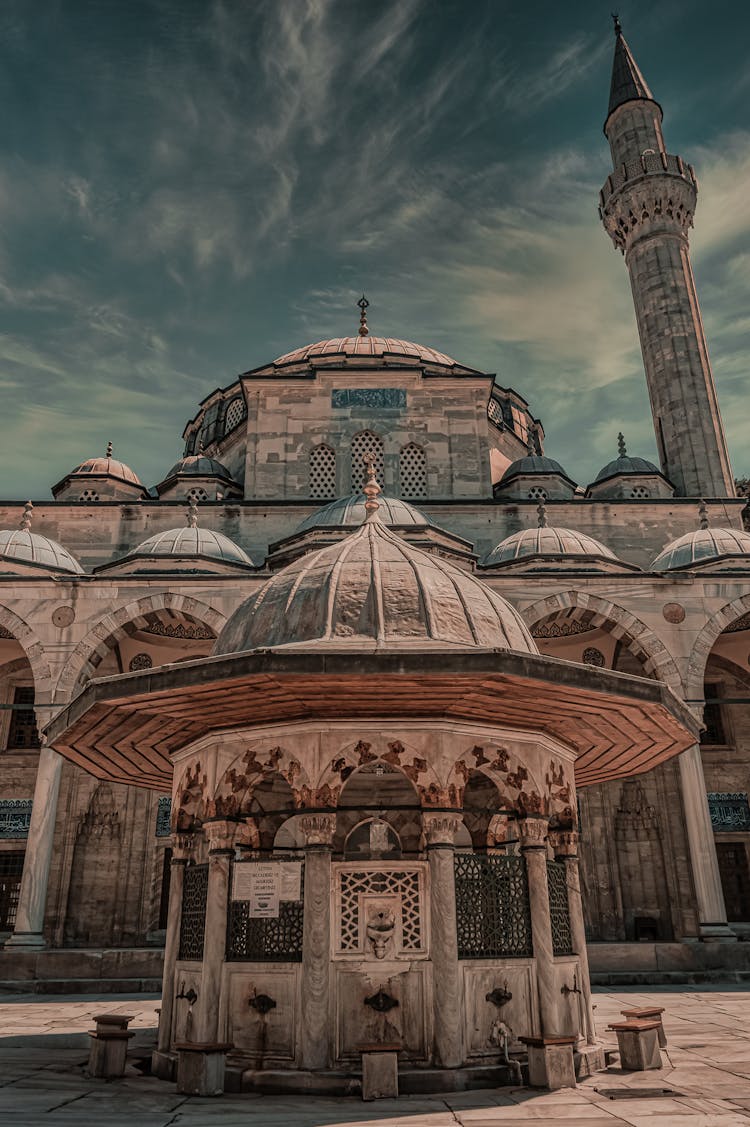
[608,1019,662,1071]
[88,1013,135,1078]
[174,1041,234,1097]
[357,1042,400,1100]
[620,1006,667,1047]
[519,1035,577,1089]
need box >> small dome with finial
[52,442,143,500]
[594,433,661,482]
[110,501,254,571]
[68,442,141,485]
[484,502,629,572]
[214,465,536,655]
[652,503,750,572]
[0,502,84,574]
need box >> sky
[0,0,749,498]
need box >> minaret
[599,18,733,498]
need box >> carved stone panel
[222,966,298,1063]
[333,862,428,960]
[334,964,429,1064]
[462,960,538,1058]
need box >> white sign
[231,862,302,917]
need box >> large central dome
[273,336,460,368]
[214,506,536,655]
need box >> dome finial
[698,499,709,530]
[537,500,548,529]
[106,440,113,459]
[363,455,381,520]
[617,431,627,457]
[187,498,199,528]
[19,501,33,531]
[612,11,622,36]
[198,438,205,455]
[357,294,370,337]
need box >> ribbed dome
[70,455,141,486]
[165,455,236,480]
[132,526,253,567]
[274,337,458,368]
[0,528,84,574]
[500,454,570,480]
[214,515,537,654]
[652,527,750,572]
[297,493,432,532]
[595,454,660,482]
[485,526,618,567]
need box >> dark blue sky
[1,0,748,497]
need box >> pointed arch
[520,590,682,692]
[0,603,53,699]
[315,736,443,808]
[213,744,311,815]
[309,443,337,500]
[54,593,226,702]
[687,593,750,704]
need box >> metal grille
[155,796,172,837]
[399,443,427,498]
[224,395,247,435]
[309,443,336,500]
[0,851,25,930]
[338,867,423,953]
[547,859,573,956]
[350,431,384,491]
[7,687,39,749]
[227,860,304,962]
[454,853,532,959]
[178,863,208,960]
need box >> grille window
[7,688,39,750]
[309,444,336,500]
[701,683,727,746]
[224,396,247,435]
[350,431,384,492]
[400,444,427,499]
[0,852,24,930]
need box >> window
[630,485,650,498]
[0,852,24,930]
[527,486,548,501]
[309,444,336,500]
[79,490,100,502]
[510,406,529,445]
[701,682,727,746]
[399,443,427,499]
[350,431,384,492]
[129,653,153,672]
[224,396,247,436]
[158,848,172,930]
[7,688,39,750]
[186,487,209,504]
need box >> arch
[315,736,443,808]
[0,603,53,699]
[520,591,682,692]
[687,592,750,704]
[350,430,384,492]
[213,744,312,816]
[55,593,226,702]
[309,443,337,500]
[446,742,548,814]
[399,443,427,499]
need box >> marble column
[193,821,236,1044]
[5,743,63,949]
[519,815,560,1038]
[157,834,194,1054]
[679,744,735,939]
[549,829,595,1045]
[425,813,462,1069]
[299,814,334,1072]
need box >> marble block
[175,1042,232,1096]
[519,1036,577,1090]
[359,1044,399,1100]
[608,1021,662,1070]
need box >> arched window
[224,395,247,436]
[400,443,427,498]
[309,443,336,499]
[350,431,384,492]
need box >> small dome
[485,525,618,567]
[274,336,458,368]
[215,511,536,655]
[165,455,237,481]
[652,526,750,572]
[500,454,570,480]
[0,505,84,574]
[296,493,432,532]
[595,454,660,481]
[133,526,253,568]
[70,451,141,486]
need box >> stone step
[0,977,162,995]
[233,1062,513,1096]
[591,969,750,986]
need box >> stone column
[299,814,334,1071]
[5,743,63,949]
[193,820,236,1044]
[518,815,561,1038]
[156,833,195,1054]
[424,813,462,1069]
[549,829,595,1045]
[679,745,735,940]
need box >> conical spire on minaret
[606,15,659,126]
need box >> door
[716,842,750,921]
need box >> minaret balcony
[599,151,697,211]
[599,152,697,253]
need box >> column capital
[171,832,197,862]
[300,814,336,847]
[203,819,241,853]
[423,813,461,846]
[548,829,579,859]
[517,814,550,850]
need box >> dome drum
[586,444,674,500]
[156,454,243,501]
[493,455,578,502]
[52,448,145,503]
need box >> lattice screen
[224,396,247,435]
[337,867,425,954]
[400,443,427,498]
[178,863,208,960]
[186,486,209,503]
[546,859,573,955]
[454,853,532,958]
[309,444,337,499]
[350,431,384,492]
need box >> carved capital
[203,818,241,852]
[237,816,261,850]
[171,832,197,862]
[423,813,461,846]
[548,828,579,859]
[517,814,549,850]
[300,814,336,846]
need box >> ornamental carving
[662,602,686,624]
[173,762,208,831]
[300,814,336,845]
[548,829,579,858]
[423,813,461,845]
[516,814,549,848]
[213,746,305,816]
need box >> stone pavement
[0,985,750,1125]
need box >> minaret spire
[599,22,733,498]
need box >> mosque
[0,18,748,1087]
